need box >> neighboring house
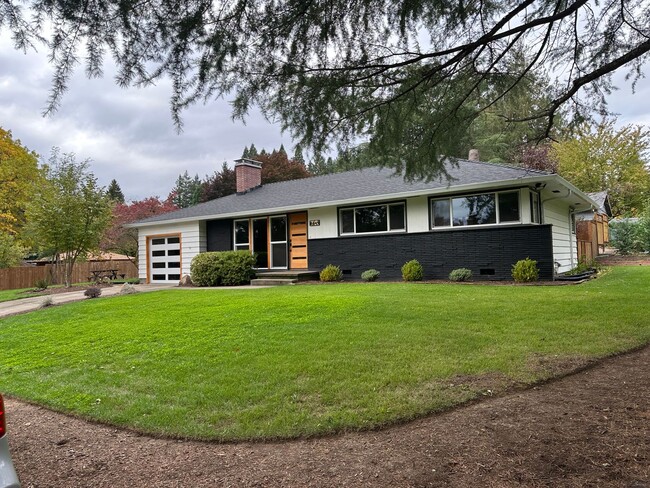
[26,251,135,266]
[130,158,599,282]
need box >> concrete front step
[255,270,319,281]
[250,278,298,286]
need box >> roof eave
[129,174,559,228]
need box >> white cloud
[0,32,290,201]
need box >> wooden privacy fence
[576,214,609,262]
[0,260,138,291]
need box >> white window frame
[339,202,406,235]
[430,190,522,229]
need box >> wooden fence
[576,214,609,262]
[0,260,138,291]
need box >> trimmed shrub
[84,286,102,299]
[190,251,256,287]
[401,259,424,281]
[361,269,380,282]
[449,268,472,282]
[511,258,539,283]
[320,264,343,282]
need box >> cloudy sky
[1,31,649,201]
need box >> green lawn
[0,267,648,441]
[0,287,42,302]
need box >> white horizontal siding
[137,221,204,283]
[543,199,576,273]
[308,207,338,239]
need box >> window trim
[338,200,407,236]
[429,190,522,229]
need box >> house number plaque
[309,219,321,226]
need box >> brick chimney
[234,158,262,194]
[468,149,480,161]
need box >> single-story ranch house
[131,157,599,283]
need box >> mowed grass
[0,267,648,441]
[0,287,42,302]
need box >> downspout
[542,189,574,271]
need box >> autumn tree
[257,149,311,184]
[26,149,112,287]
[3,1,649,180]
[0,128,41,235]
[199,163,236,202]
[552,120,650,216]
[0,233,25,268]
[102,197,178,265]
[107,179,125,203]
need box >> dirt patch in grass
[7,344,649,487]
[597,253,650,266]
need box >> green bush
[190,251,256,286]
[511,258,539,283]
[320,264,343,282]
[401,259,424,281]
[361,269,380,282]
[448,268,472,282]
[33,278,50,291]
[609,220,640,255]
[566,256,602,275]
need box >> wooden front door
[288,212,308,269]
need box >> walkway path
[0,284,175,318]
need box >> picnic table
[88,269,120,281]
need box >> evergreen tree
[107,179,125,203]
[6,1,647,179]
[292,146,305,164]
[248,144,259,159]
[169,171,203,208]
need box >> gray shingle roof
[135,159,548,225]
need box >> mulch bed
[6,344,649,487]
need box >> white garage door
[149,235,181,283]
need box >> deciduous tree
[102,197,178,265]
[257,150,311,184]
[26,149,112,287]
[0,128,41,235]
[199,163,236,202]
[552,120,650,216]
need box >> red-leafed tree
[199,162,237,202]
[513,143,558,174]
[257,147,311,184]
[102,197,178,265]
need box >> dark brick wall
[308,225,554,280]
[206,219,233,252]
